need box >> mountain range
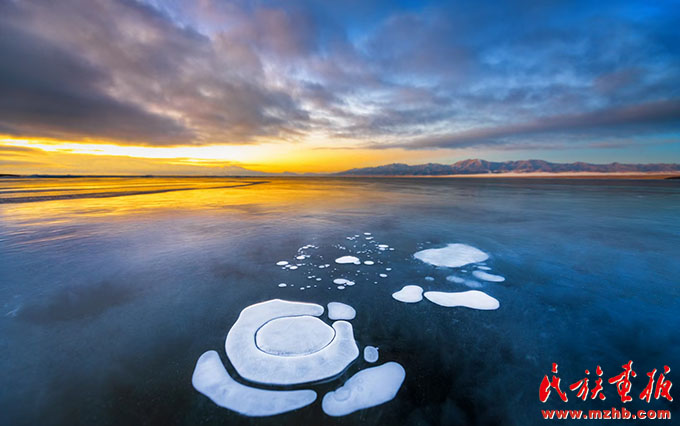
[336,159,680,176]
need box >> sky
[1,0,679,175]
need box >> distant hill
[336,159,680,176]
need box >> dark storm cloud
[1,0,678,149]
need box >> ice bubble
[337,286,345,290]
[316,278,322,281]
[333,278,355,286]
[335,256,361,265]
[363,260,375,265]
[424,290,500,310]
[378,244,389,249]
[385,268,392,271]
[322,362,405,416]
[364,232,372,236]
[414,244,489,268]
[425,276,434,281]
[476,265,491,270]
[365,237,374,240]
[296,255,306,260]
[276,261,289,266]
[192,351,317,417]
[289,265,298,270]
[446,275,465,284]
[379,274,387,278]
[472,270,505,282]
[464,280,483,288]
[363,346,379,363]
[226,299,359,385]
[278,283,287,288]
[256,316,334,356]
[392,285,423,303]
[328,302,356,320]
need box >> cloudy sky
[1,0,679,174]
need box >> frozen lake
[1,177,678,425]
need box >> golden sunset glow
[1,136,446,175]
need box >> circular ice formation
[192,350,317,416]
[328,302,356,320]
[364,346,379,363]
[392,285,423,303]
[333,278,355,286]
[256,316,335,356]
[335,256,361,265]
[322,362,405,416]
[424,290,500,310]
[472,270,505,282]
[414,243,489,268]
[225,299,359,385]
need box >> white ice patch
[192,351,316,417]
[335,256,361,265]
[472,270,505,282]
[322,362,405,416]
[378,244,389,249]
[392,285,423,303]
[379,274,387,278]
[296,255,306,260]
[225,300,358,385]
[424,290,500,310]
[363,260,375,265]
[476,265,491,270]
[289,265,298,270]
[363,346,379,363]
[414,244,489,268]
[276,261,289,266]
[278,283,287,288]
[328,302,356,320]
[425,276,434,281]
[333,278,355,286]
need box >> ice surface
[333,278,355,286]
[446,275,465,284]
[363,346,379,363]
[414,244,489,268]
[192,351,316,416]
[392,285,423,303]
[472,270,505,282]
[424,290,500,310]
[476,265,491,270]
[425,276,434,281]
[327,302,356,320]
[276,261,289,266]
[321,362,405,416]
[225,299,359,385]
[335,256,361,265]
[256,316,335,356]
